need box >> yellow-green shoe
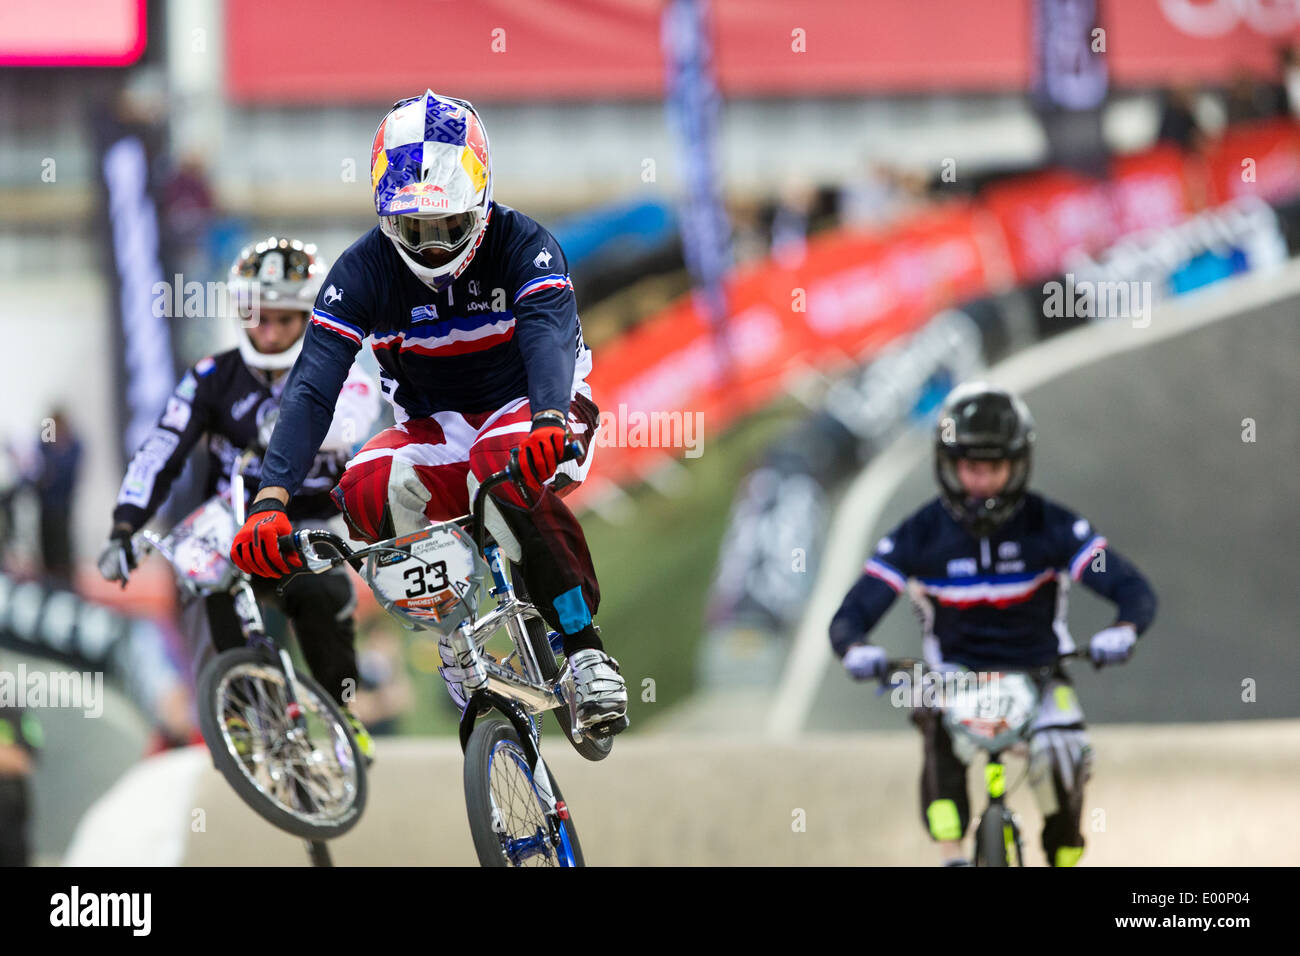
[343,708,375,767]
[225,715,253,758]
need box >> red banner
[1109,145,1200,235]
[1203,120,1300,204]
[982,145,1205,282]
[580,202,1008,490]
[0,0,145,66]
[225,0,1300,104]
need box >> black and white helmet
[228,237,327,370]
[934,382,1036,537]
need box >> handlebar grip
[277,534,299,560]
[506,437,585,481]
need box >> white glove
[1089,624,1137,666]
[843,644,888,680]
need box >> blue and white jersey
[261,202,591,495]
[829,493,1157,670]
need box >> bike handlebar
[470,440,582,555]
[879,645,1093,681]
[276,439,585,573]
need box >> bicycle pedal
[585,714,629,739]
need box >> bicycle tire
[196,646,367,841]
[1006,813,1025,867]
[463,717,584,867]
[975,808,1008,867]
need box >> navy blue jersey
[261,203,591,495]
[829,493,1156,670]
[112,349,378,530]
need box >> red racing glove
[231,498,302,578]
[517,411,569,492]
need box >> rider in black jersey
[97,238,382,759]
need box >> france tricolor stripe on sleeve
[864,558,907,593]
[311,310,365,345]
[515,274,572,303]
[1069,535,1107,580]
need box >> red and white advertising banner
[1202,119,1300,203]
[1108,0,1300,84]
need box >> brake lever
[875,671,908,697]
[507,439,584,506]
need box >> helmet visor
[387,211,478,254]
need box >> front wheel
[196,646,367,841]
[974,806,1023,867]
[463,717,584,867]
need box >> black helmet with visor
[934,383,1036,537]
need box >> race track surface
[65,721,1300,866]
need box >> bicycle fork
[458,689,569,827]
[984,758,1022,867]
[233,579,312,741]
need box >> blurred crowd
[0,409,83,588]
[719,47,1300,272]
[1158,48,1300,150]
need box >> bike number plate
[363,524,480,632]
[168,497,238,589]
[942,671,1038,752]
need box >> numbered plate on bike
[167,497,238,590]
[941,671,1038,754]
[361,523,484,634]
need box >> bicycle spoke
[211,662,358,827]
[487,742,557,867]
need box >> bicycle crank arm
[555,663,586,744]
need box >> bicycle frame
[282,444,586,812]
[979,748,1024,866]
